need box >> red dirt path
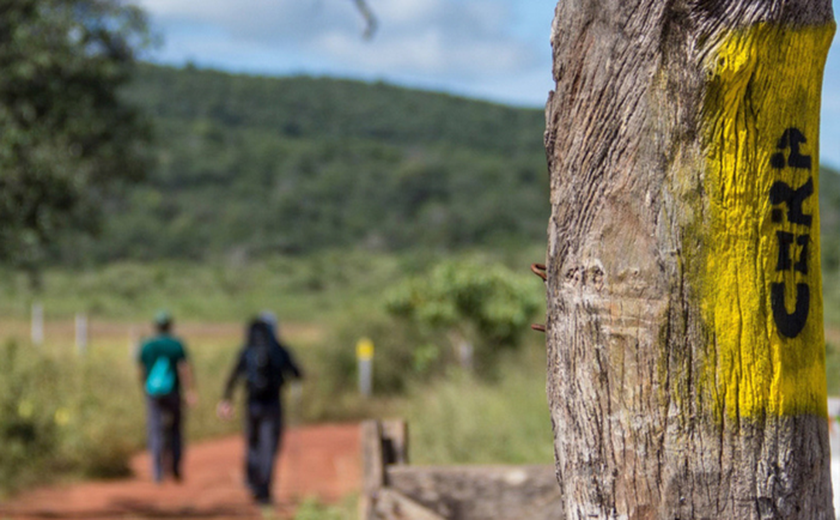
[0,423,361,519]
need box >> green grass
[407,345,554,466]
[822,271,840,331]
[0,247,546,322]
[0,251,408,323]
[292,496,358,520]
[827,342,840,396]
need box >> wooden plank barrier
[360,420,565,520]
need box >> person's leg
[166,394,183,480]
[145,396,164,483]
[245,402,261,496]
[251,403,282,503]
[252,404,271,503]
[253,410,273,501]
[262,404,283,499]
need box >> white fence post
[128,325,139,359]
[75,313,88,355]
[458,341,474,372]
[31,302,44,346]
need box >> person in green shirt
[137,311,197,483]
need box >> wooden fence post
[381,419,409,466]
[360,420,385,520]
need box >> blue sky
[136,0,840,168]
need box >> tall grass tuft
[407,356,554,465]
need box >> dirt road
[1,423,360,519]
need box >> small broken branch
[351,0,377,40]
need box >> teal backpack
[146,357,176,397]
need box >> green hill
[57,64,548,263]
[58,64,840,274]
[129,64,545,157]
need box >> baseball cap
[154,310,172,327]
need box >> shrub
[324,313,446,395]
[0,341,142,493]
[386,257,542,375]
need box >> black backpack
[245,341,282,400]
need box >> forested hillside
[56,63,840,267]
[60,64,549,263]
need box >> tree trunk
[544,1,835,519]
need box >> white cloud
[313,23,533,79]
[138,0,356,41]
[136,0,541,79]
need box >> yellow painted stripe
[701,23,834,419]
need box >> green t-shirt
[139,334,187,392]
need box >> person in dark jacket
[217,316,303,504]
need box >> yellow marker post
[702,23,834,420]
[356,337,374,361]
[356,337,374,397]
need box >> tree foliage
[0,0,150,270]
[385,258,542,372]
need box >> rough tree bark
[544,1,835,519]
